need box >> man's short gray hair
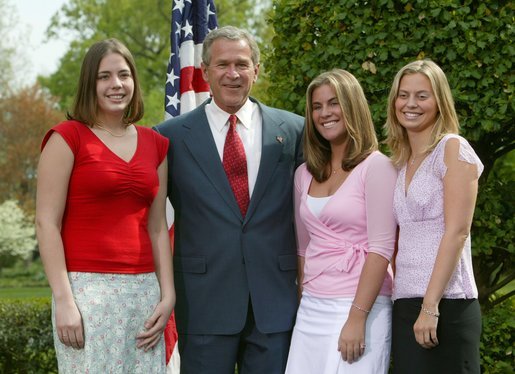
[202,26,260,66]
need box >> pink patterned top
[392,134,484,300]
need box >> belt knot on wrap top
[303,232,367,283]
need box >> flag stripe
[179,67,210,94]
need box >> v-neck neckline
[403,153,430,197]
[86,125,139,164]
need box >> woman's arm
[297,255,305,300]
[414,138,479,349]
[36,132,84,349]
[293,167,309,300]
[338,154,397,364]
[136,158,175,350]
[338,253,390,363]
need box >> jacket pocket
[174,256,206,273]
[278,254,298,271]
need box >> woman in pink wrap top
[285,69,397,374]
[294,152,396,298]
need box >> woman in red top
[36,38,175,372]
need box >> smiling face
[395,73,439,136]
[201,38,259,114]
[311,83,347,146]
[96,52,134,122]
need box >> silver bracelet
[421,304,440,318]
[351,302,370,314]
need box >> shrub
[0,200,36,267]
[0,259,48,288]
[473,177,515,310]
[0,298,57,373]
[480,299,515,373]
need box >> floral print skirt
[52,272,165,373]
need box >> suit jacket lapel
[245,103,286,222]
[182,105,243,220]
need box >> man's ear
[253,63,260,83]
[201,62,209,81]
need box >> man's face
[201,38,259,114]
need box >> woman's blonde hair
[384,60,459,167]
[304,68,378,182]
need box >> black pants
[392,298,481,374]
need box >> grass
[0,287,51,299]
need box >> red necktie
[223,114,249,217]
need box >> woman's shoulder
[136,125,168,141]
[294,162,311,186]
[295,162,309,177]
[432,134,484,177]
[135,124,154,136]
[361,150,396,171]
[434,133,477,153]
[52,119,87,132]
[359,151,398,183]
[435,133,478,154]
[136,125,170,157]
[366,150,393,163]
[42,120,86,151]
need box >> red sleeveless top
[41,120,169,273]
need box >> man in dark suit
[155,26,304,374]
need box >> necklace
[331,167,342,175]
[95,124,129,137]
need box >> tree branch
[494,141,515,159]
[486,271,515,296]
[491,289,515,307]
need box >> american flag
[165,0,218,119]
[164,1,218,371]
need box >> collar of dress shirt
[206,98,255,133]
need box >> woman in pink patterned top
[285,69,397,373]
[385,60,483,373]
